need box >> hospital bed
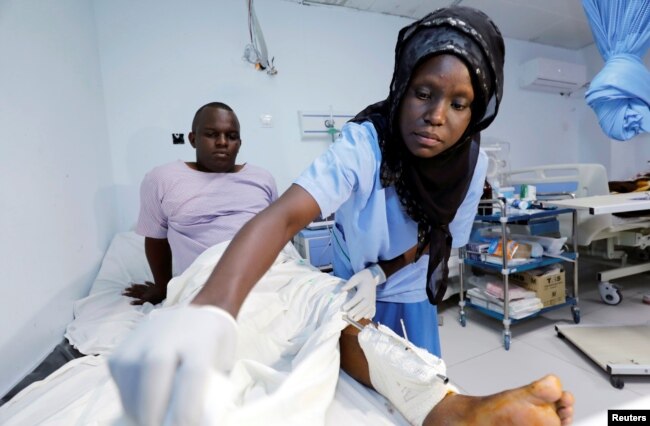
[0,232,411,425]
[503,163,650,305]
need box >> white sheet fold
[1,233,409,425]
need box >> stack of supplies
[483,238,541,266]
[489,238,534,259]
[478,228,566,256]
[465,241,490,262]
[466,275,543,319]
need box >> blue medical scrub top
[294,121,487,355]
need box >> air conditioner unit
[519,58,587,94]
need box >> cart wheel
[503,333,511,351]
[633,247,650,261]
[610,375,624,389]
[459,313,466,327]
[598,281,623,305]
[571,306,581,324]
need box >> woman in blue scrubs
[191,6,505,357]
[109,8,515,425]
[290,7,504,356]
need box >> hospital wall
[92,0,599,230]
[92,0,406,231]
[0,1,116,395]
[2,0,647,398]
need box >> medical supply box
[509,267,565,307]
[293,228,333,270]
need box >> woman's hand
[108,305,238,426]
[342,264,387,320]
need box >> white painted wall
[93,0,604,230]
[93,0,407,230]
[0,0,114,394]
[489,39,588,171]
[4,0,649,398]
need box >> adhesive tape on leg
[358,324,452,426]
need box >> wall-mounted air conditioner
[519,57,587,95]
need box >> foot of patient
[424,374,574,426]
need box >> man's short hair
[192,102,235,132]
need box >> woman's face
[398,54,474,159]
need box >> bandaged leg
[358,323,456,426]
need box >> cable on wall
[243,0,277,75]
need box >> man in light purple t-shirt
[123,102,277,305]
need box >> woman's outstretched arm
[192,184,321,316]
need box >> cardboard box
[510,268,566,307]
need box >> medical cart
[458,199,580,350]
[293,227,334,271]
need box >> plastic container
[498,186,516,199]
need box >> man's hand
[123,281,167,305]
[341,264,387,321]
[108,305,238,426]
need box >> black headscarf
[351,6,505,305]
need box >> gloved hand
[108,304,238,426]
[341,264,386,321]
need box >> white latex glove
[108,304,238,426]
[341,264,386,321]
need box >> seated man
[123,101,277,305]
[0,102,277,406]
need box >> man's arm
[122,237,172,305]
[192,184,321,315]
[145,237,172,287]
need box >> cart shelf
[463,252,577,274]
[458,201,580,350]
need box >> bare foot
[423,374,574,426]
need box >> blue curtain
[582,0,650,141]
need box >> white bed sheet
[64,231,154,356]
[0,232,409,425]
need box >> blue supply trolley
[458,199,580,350]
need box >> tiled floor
[438,257,650,426]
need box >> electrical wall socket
[172,133,185,144]
[260,114,273,128]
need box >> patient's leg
[339,319,373,387]
[339,323,574,426]
[425,375,575,426]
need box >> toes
[557,405,573,420]
[556,391,574,425]
[558,390,575,408]
[529,375,563,403]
